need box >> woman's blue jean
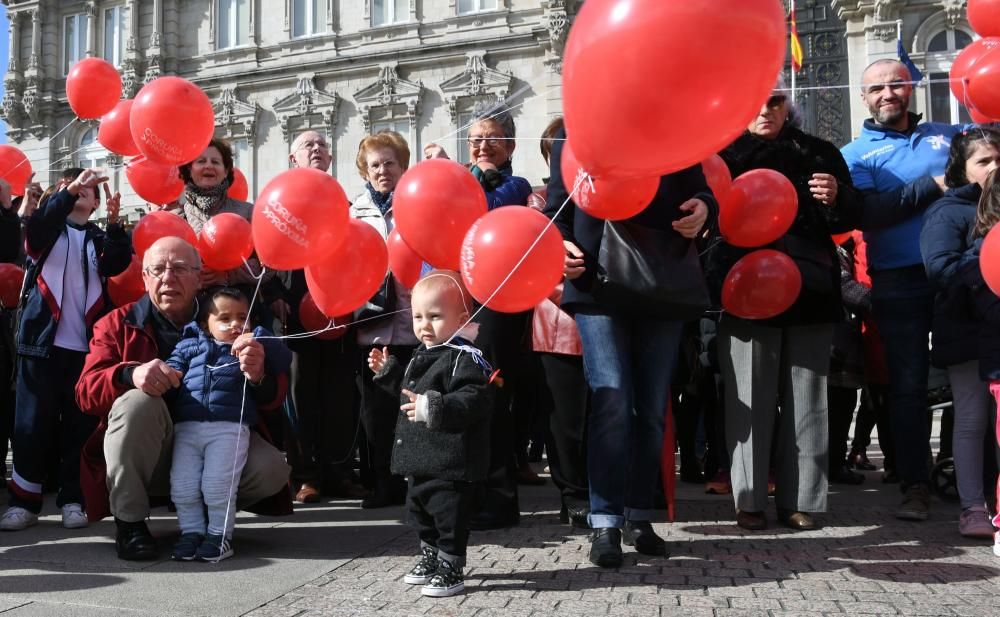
[575,311,683,529]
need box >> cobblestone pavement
[245,470,1000,617]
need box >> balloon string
[0,118,79,181]
[241,256,266,280]
[253,308,412,342]
[442,171,588,348]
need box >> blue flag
[897,38,924,83]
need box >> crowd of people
[1,59,999,597]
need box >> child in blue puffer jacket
[166,287,292,563]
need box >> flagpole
[790,0,796,101]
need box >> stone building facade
[0,0,577,222]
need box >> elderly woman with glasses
[705,77,859,532]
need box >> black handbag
[592,220,710,320]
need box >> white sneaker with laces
[61,503,88,529]
[0,506,39,531]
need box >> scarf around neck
[183,181,230,232]
[365,182,393,215]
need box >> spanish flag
[790,8,804,73]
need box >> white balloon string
[241,256,266,280]
[253,308,412,342]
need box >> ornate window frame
[213,86,260,191]
[353,63,423,163]
[273,75,340,170]
[439,52,513,165]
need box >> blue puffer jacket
[471,162,533,210]
[920,183,982,368]
[166,324,292,425]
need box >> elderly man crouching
[75,236,292,560]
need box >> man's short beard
[870,98,909,126]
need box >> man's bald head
[859,59,913,131]
[861,59,911,89]
[142,236,201,269]
[289,130,333,172]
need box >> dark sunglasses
[766,94,787,108]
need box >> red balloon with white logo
[130,76,215,166]
[132,210,198,258]
[0,263,24,309]
[198,213,254,271]
[98,100,141,157]
[107,255,146,307]
[298,291,350,340]
[252,167,350,270]
[559,140,659,220]
[305,218,388,317]
[125,156,184,206]
[722,249,802,320]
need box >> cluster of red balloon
[704,155,803,320]
[950,0,1000,122]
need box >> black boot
[589,528,623,568]
[115,518,158,561]
[623,520,668,556]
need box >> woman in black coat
[707,82,857,532]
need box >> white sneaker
[61,503,88,529]
[0,506,39,531]
[994,531,1000,557]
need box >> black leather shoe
[623,520,667,556]
[589,528,623,568]
[115,518,157,561]
[829,464,865,485]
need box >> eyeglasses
[296,140,330,152]
[468,136,505,148]
[766,94,788,109]
[144,263,201,279]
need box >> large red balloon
[951,38,1000,104]
[722,249,802,320]
[969,0,1000,38]
[298,291,350,340]
[981,225,1000,296]
[0,145,33,197]
[252,168,349,270]
[460,207,565,313]
[228,168,249,202]
[968,46,1000,120]
[0,263,24,309]
[719,169,798,248]
[393,159,488,269]
[387,229,423,289]
[305,219,388,317]
[559,141,659,220]
[198,213,254,271]
[66,58,122,120]
[125,156,184,206]
[701,155,732,203]
[970,106,1000,124]
[107,255,146,307]
[98,100,140,157]
[132,210,198,258]
[562,0,785,180]
[130,76,215,166]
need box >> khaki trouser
[104,389,290,522]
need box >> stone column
[85,1,97,57]
[28,8,41,69]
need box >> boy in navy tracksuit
[2,168,130,531]
[166,287,292,562]
[367,271,494,597]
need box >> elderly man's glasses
[766,94,787,108]
[144,263,201,279]
[468,136,504,148]
[295,140,330,152]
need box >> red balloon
[0,263,24,309]
[228,168,249,202]
[305,219,388,317]
[981,224,1000,296]
[66,58,122,120]
[969,0,1000,38]
[559,140,659,220]
[125,156,184,206]
[460,207,565,313]
[719,169,798,248]
[387,228,423,289]
[393,159,488,269]
[198,213,254,271]
[130,76,215,166]
[107,255,146,307]
[970,106,1000,124]
[722,249,802,320]
[951,38,1000,104]
[831,232,853,246]
[132,210,198,258]
[701,155,733,203]
[252,168,350,270]
[968,46,1000,119]
[0,145,33,197]
[562,0,785,180]
[98,100,140,157]
[298,291,350,340]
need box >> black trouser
[539,352,589,504]
[828,385,859,468]
[473,308,527,520]
[359,344,415,493]
[286,336,359,490]
[10,348,98,513]
[408,476,478,568]
[852,383,895,470]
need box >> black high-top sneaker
[403,546,440,585]
[421,558,465,597]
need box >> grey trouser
[719,319,832,513]
[104,389,290,522]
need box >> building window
[77,128,108,169]
[104,6,127,68]
[372,0,407,27]
[372,119,409,136]
[292,0,327,37]
[63,14,89,75]
[458,0,497,15]
[218,0,250,49]
[455,111,476,165]
[924,28,975,124]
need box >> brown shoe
[736,510,767,530]
[295,482,321,504]
[777,509,816,530]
